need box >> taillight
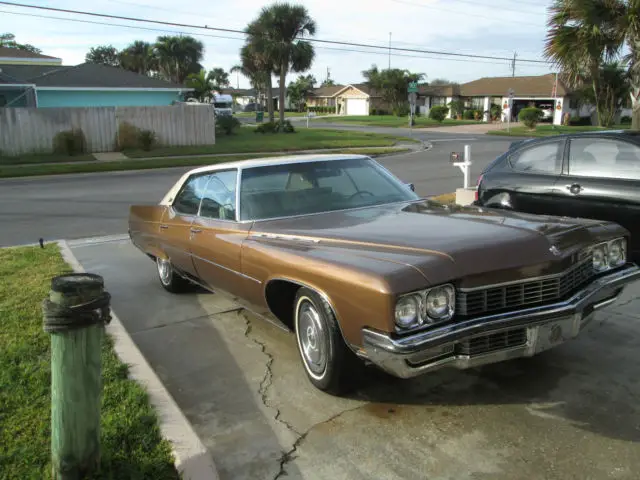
[475,174,483,201]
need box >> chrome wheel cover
[297,299,328,378]
[157,258,172,285]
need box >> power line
[0,1,550,65]
[1,8,552,73]
[386,0,544,27]
[431,0,548,16]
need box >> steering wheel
[348,190,375,201]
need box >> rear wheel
[156,257,191,293]
[294,287,361,395]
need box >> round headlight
[608,238,626,267]
[592,245,608,272]
[395,295,419,329]
[424,285,455,322]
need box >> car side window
[198,170,238,221]
[509,141,562,174]
[172,174,210,215]
[568,137,640,180]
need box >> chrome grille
[456,329,527,356]
[457,258,594,317]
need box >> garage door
[345,98,368,115]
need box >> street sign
[408,81,418,93]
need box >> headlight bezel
[591,237,627,272]
[394,283,456,332]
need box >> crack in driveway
[273,404,366,480]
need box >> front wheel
[293,287,361,395]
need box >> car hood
[250,200,613,287]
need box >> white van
[212,94,234,117]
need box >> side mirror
[405,183,415,192]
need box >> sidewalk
[418,121,523,134]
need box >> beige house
[306,84,387,115]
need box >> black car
[476,130,640,260]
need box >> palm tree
[234,41,276,122]
[207,68,230,91]
[544,0,621,126]
[186,69,214,101]
[247,3,316,125]
[154,35,204,84]
[120,40,156,75]
[611,0,640,129]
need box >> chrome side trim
[183,251,262,284]
[250,233,320,243]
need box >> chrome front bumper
[361,264,640,379]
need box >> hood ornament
[549,245,561,256]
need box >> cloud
[3,0,554,87]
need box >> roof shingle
[0,47,61,61]
[459,74,569,97]
[0,62,187,89]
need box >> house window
[470,97,484,110]
[569,97,579,109]
[432,96,446,106]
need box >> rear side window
[509,141,562,174]
[568,137,640,180]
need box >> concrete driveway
[69,235,640,480]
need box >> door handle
[190,227,202,234]
[159,224,169,230]
[565,184,583,195]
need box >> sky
[2,0,557,88]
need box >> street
[0,130,519,247]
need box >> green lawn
[125,127,411,158]
[0,148,407,179]
[0,245,179,479]
[313,115,484,128]
[486,124,631,137]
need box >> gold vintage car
[128,154,640,394]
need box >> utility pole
[327,66,330,83]
[388,32,392,69]
[511,52,517,77]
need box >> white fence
[0,105,216,156]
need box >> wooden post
[43,273,111,480]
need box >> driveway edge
[57,239,219,480]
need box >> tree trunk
[266,75,274,123]
[631,89,640,131]
[279,65,286,126]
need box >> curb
[57,239,219,480]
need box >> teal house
[0,48,191,108]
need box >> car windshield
[238,157,419,221]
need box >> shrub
[569,115,592,126]
[278,120,295,133]
[518,107,544,129]
[117,121,141,150]
[462,109,475,120]
[52,128,87,156]
[490,103,502,120]
[621,115,632,124]
[393,104,410,117]
[254,120,295,133]
[138,129,157,151]
[448,99,465,118]
[429,105,449,123]
[473,110,483,121]
[370,108,377,115]
[216,115,241,135]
